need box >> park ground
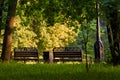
[0,63,120,80]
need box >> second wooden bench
[53,47,82,62]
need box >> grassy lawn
[0,63,120,80]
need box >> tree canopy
[0,0,120,65]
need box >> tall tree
[1,0,18,62]
[94,1,104,62]
[104,0,120,65]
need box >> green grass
[0,63,120,80]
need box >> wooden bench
[14,47,39,63]
[53,47,82,62]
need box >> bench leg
[24,59,26,64]
[38,59,39,63]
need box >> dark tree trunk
[110,11,120,65]
[106,3,120,65]
[1,0,18,62]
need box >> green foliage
[0,0,8,30]
[14,0,110,55]
[8,0,109,60]
[71,20,97,55]
[0,0,118,63]
[102,0,120,16]
[17,0,97,26]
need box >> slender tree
[94,1,104,62]
[1,0,18,62]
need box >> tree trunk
[94,2,104,62]
[106,3,120,65]
[110,11,120,65]
[1,0,18,62]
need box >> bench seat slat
[14,57,38,60]
[54,59,82,62]
[54,55,81,57]
[54,53,81,55]
[14,54,38,57]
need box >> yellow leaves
[13,16,80,52]
[43,23,78,50]
[13,16,37,47]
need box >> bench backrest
[53,47,82,58]
[14,47,39,58]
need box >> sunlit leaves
[33,22,78,52]
[13,16,37,47]
[14,0,108,54]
